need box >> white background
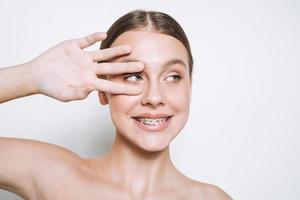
[0,0,299,199]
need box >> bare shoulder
[0,137,83,199]
[189,180,233,200]
[0,137,84,178]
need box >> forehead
[110,31,189,67]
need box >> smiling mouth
[131,116,173,132]
[132,116,172,126]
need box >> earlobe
[98,91,108,105]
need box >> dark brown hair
[100,10,193,76]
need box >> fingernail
[131,85,143,95]
[137,62,144,69]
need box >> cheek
[163,83,191,111]
[108,94,139,116]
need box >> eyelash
[123,74,143,81]
[123,74,182,82]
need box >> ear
[189,76,193,103]
[98,91,108,105]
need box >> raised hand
[28,32,144,102]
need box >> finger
[95,79,142,95]
[90,45,131,62]
[75,32,107,49]
[95,62,144,75]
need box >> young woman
[0,10,233,200]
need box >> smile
[132,116,172,132]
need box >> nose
[141,80,164,108]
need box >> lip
[132,113,173,118]
[132,115,173,132]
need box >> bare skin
[0,32,233,200]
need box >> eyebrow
[120,58,187,69]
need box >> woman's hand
[28,32,144,102]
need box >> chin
[136,139,170,153]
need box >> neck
[100,132,177,197]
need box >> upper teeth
[136,117,168,125]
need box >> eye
[165,74,182,82]
[123,74,143,82]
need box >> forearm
[0,63,38,103]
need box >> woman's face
[99,30,192,152]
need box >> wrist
[24,61,40,95]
